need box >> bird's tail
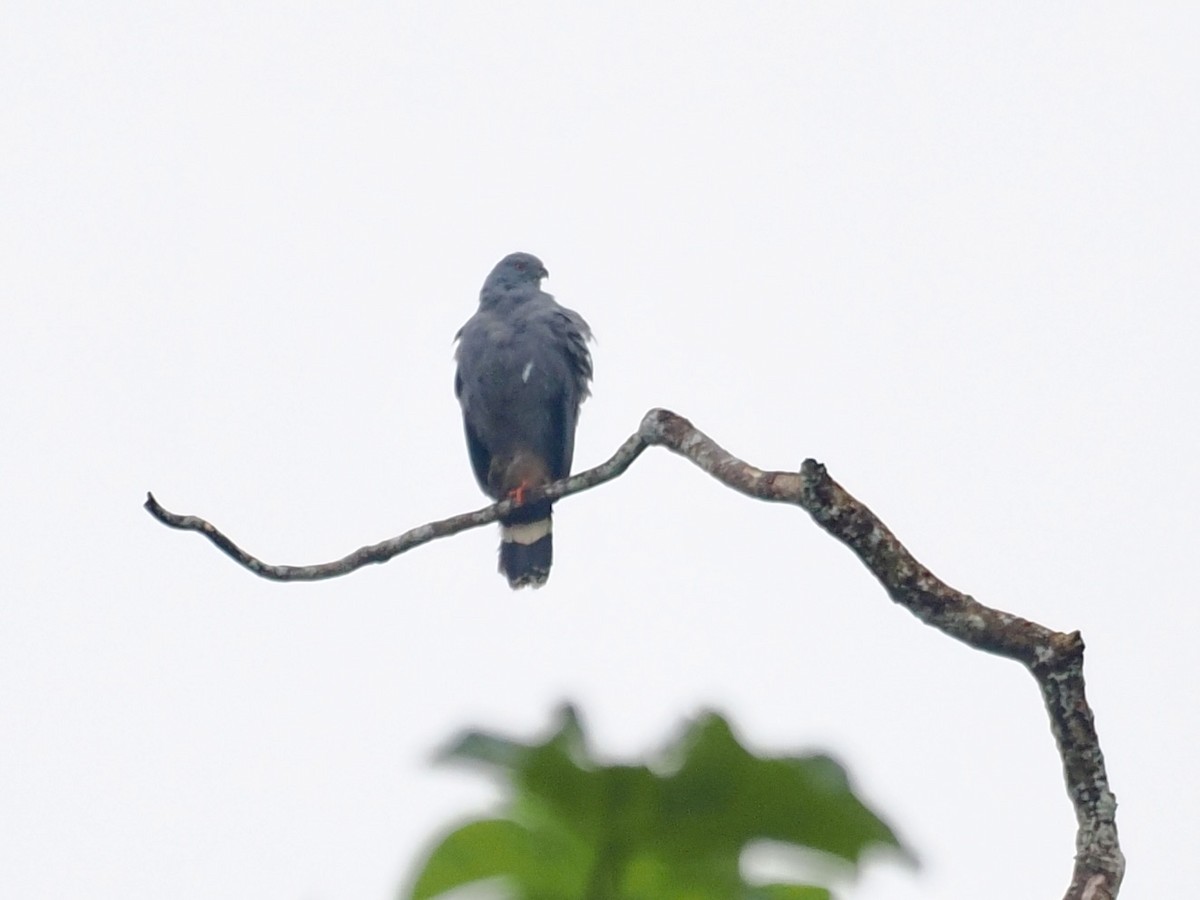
[499,505,552,589]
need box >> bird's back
[453,252,592,588]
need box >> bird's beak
[539,267,550,279]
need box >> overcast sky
[3,3,1197,899]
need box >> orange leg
[508,482,529,505]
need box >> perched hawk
[454,252,593,588]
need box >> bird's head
[484,252,549,291]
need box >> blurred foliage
[405,705,906,900]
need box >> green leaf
[744,884,832,900]
[657,713,902,863]
[408,818,531,899]
[415,707,909,900]
[441,704,584,770]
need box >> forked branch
[145,407,1123,899]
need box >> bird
[454,252,593,588]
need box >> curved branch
[143,431,647,581]
[641,410,1124,900]
[145,407,1123,899]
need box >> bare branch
[637,408,1123,900]
[146,406,1123,898]
[143,432,647,582]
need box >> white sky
[3,3,1197,898]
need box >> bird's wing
[455,295,592,493]
[543,304,593,477]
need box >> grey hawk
[454,252,593,588]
